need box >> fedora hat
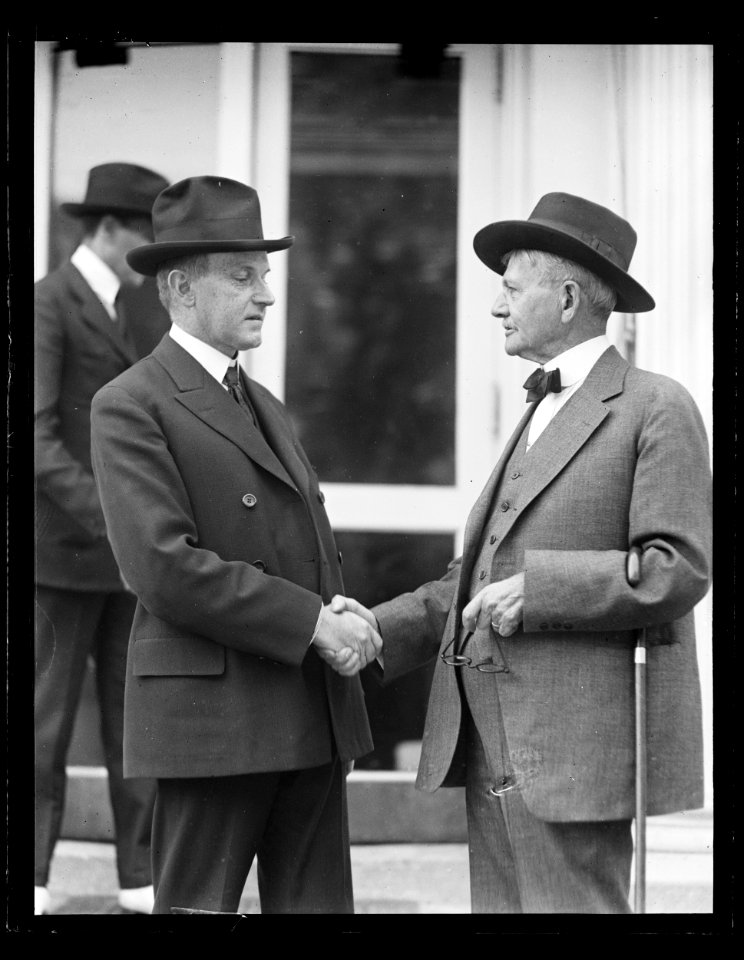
[473,192,654,313]
[61,162,169,219]
[126,176,294,276]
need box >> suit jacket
[374,346,712,821]
[35,260,139,591]
[90,333,373,779]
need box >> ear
[168,269,195,306]
[94,214,121,241]
[559,280,581,324]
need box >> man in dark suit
[89,175,381,915]
[34,162,170,916]
[335,193,712,913]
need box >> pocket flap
[132,635,226,676]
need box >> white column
[618,44,714,806]
[216,42,255,184]
[243,43,292,397]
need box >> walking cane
[626,544,647,914]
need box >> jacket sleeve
[372,557,461,680]
[34,282,108,539]
[522,379,712,633]
[90,382,323,665]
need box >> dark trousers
[464,712,633,914]
[34,585,155,888]
[151,758,353,915]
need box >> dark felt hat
[473,192,654,313]
[60,162,169,219]
[126,176,294,276]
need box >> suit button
[564,622,573,630]
[318,491,326,504]
[552,622,562,630]
[252,560,266,572]
[490,534,498,545]
[337,551,343,565]
[242,493,257,508]
[479,570,486,580]
[500,500,510,512]
[539,622,549,630]
[511,471,521,480]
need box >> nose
[254,280,275,306]
[491,291,508,318]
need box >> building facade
[34,41,713,799]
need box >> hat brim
[126,237,295,276]
[473,220,655,313]
[61,202,156,218]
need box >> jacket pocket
[132,635,226,676]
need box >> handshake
[312,595,382,677]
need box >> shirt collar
[544,335,610,388]
[70,244,121,311]
[169,323,237,385]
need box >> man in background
[34,162,169,915]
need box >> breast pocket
[132,635,226,677]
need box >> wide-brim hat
[60,162,169,219]
[127,176,294,276]
[473,192,654,313]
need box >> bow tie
[523,367,562,402]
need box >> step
[60,766,713,851]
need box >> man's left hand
[462,572,525,637]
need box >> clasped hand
[312,596,382,677]
[462,572,525,637]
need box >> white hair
[503,249,618,318]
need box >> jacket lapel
[66,262,138,365]
[457,403,536,597]
[153,336,299,491]
[489,346,629,544]
[461,404,536,560]
[458,346,629,593]
[243,376,315,500]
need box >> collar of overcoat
[65,261,139,366]
[458,345,630,599]
[152,333,308,496]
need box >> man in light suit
[89,175,381,915]
[336,193,712,913]
[34,162,170,915]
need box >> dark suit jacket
[35,260,139,591]
[90,334,373,778]
[374,347,712,821]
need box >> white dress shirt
[71,244,121,320]
[526,335,611,451]
[169,322,237,386]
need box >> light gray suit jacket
[374,346,711,821]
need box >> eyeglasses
[440,630,509,673]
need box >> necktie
[223,363,257,426]
[113,290,134,351]
[522,367,562,403]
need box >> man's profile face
[189,251,275,357]
[491,252,565,365]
